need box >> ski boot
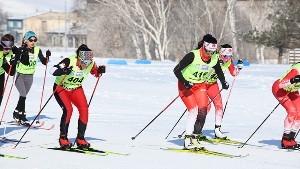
[214,125,227,140]
[76,136,90,149]
[281,133,298,149]
[184,135,202,150]
[18,111,30,126]
[59,134,72,149]
[13,110,20,122]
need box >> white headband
[220,48,233,56]
[204,41,217,52]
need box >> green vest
[0,51,13,75]
[280,63,300,92]
[17,46,40,74]
[55,55,94,90]
[182,50,218,83]
[207,56,231,84]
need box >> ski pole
[13,75,67,149]
[0,73,15,125]
[1,65,12,96]
[239,100,288,148]
[165,109,187,139]
[222,75,237,118]
[37,57,49,124]
[88,76,101,107]
[177,89,223,138]
[131,95,180,140]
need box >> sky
[1,0,74,18]
[0,47,299,168]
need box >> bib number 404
[67,77,84,83]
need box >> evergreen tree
[243,0,300,64]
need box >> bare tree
[103,0,173,61]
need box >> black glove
[290,75,300,84]
[62,67,72,75]
[10,57,18,66]
[221,81,229,90]
[11,46,21,60]
[237,59,243,70]
[46,50,51,58]
[20,47,30,65]
[183,81,194,90]
[98,65,106,74]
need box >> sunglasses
[28,38,37,42]
[223,55,232,59]
[81,60,92,65]
[205,49,215,55]
[3,47,12,51]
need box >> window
[8,21,13,27]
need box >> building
[6,17,23,45]
[6,11,86,48]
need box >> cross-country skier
[0,34,19,106]
[50,44,106,149]
[201,44,243,140]
[12,31,51,126]
[173,34,229,149]
[272,63,300,149]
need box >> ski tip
[131,137,135,140]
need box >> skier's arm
[37,49,48,65]
[279,69,299,88]
[173,52,194,83]
[213,60,229,89]
[50,58,72,76]
[227,60,238,76]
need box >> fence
[289,48,300,64]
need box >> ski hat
[76,44,93,66]
[219,44,233,62]
[199,34,217,62]
[24,31,37,40]
[0,34,15,48]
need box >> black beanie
[76,44,92,56]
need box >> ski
[163,147,248,158]
[201,138,263,147]
[3,121,45,128]
[0,137,30,144]
[5,121,55,130]
[46,147,107,156]
[0,153,28,159]
[76,147,130,156]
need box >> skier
[201,44,243,140]
[0,34,20,106]
[272,63,300,149]
[50,44,106,149]
[173,34,229,149]
[13,31,51,125]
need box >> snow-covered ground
[0,48,299,169]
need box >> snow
[0,49,299,169]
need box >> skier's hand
[183,81,194,90]
[10,56,18,66]
[20,47,30,65]
[290,75,300,84]
[46,50,51,60]
[98,65,106,74]
[221,81,229,90]
[11,46,21,61]
[62,67,72,75]
[237,59,243,70]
